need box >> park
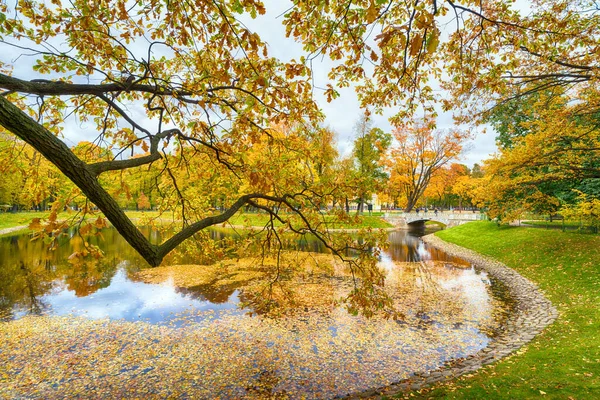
[0,0,599,398]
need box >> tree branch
[87,129,175,176]
[0,94,162,266]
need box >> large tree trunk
[0,96,163,265]
[0,96,254,267]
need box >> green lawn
[0,210,392,232]
[521,219,593,229]
[407,222,600,399]
[0,211,56,230]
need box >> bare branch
[88,129,175,176]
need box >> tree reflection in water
[0,226,498,327]
[0,227,512,399]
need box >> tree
[136,192,151,211]
[476,92,600,221]
[387,116,467,212]
[351,113,391,214]
[423,163,470,208]
[452,174,483,211]
[0,133,67,210]
[471,163,484,179]
[284,1,600,125]
[562,191,600,233]
[484,92,567,150]
[0,0,326,268]
[3,0,599,315]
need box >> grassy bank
[410,222,600,399]
[0,211,56,230]
[521,220,597,232]
[0,210,392,233]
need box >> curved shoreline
[346,233,559,399]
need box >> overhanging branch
[88,129,175,176]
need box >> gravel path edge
[0,225,28,236]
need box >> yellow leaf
[95,216,108,229]
[365,5,379,24]
[79,223,91,236]
[426,31,439,54]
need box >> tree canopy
[1,0,600,310]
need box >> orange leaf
[29,218,42,230]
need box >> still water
[0,227,470,322]
[0,227,509,399]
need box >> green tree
[351,113,391,214]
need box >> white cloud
[42,268,232,322]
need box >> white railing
[384,211,486,225]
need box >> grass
[0,211,56,230]
[0,210,393,232]
[406,222,600,399]
[521,219,592,229]
[211,212,392,229]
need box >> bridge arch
[406,218,446,225]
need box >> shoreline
[0,225,28,236]
[346,233,558,398]
[0,223,398,237]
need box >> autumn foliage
[0,0,599,315]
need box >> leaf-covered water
[0,228,510,398]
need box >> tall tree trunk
[0,96,163,266]
[356,198,363,216]
[404,199,415,213]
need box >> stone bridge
[383,211,486,228]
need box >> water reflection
[37,267,242,325]
[386,230,468,264]
[1,227,488,324]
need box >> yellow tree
[477,93,599,222]
[423,163,470,208]
[0,133,67,210]
[453,174,484,211]
[387,116,467,212]
[0,0,323,267]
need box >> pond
[0,227,511,399]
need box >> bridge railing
[384,212,487,222]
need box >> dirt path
[0,225,28,236]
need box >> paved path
[0,225,28,236]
